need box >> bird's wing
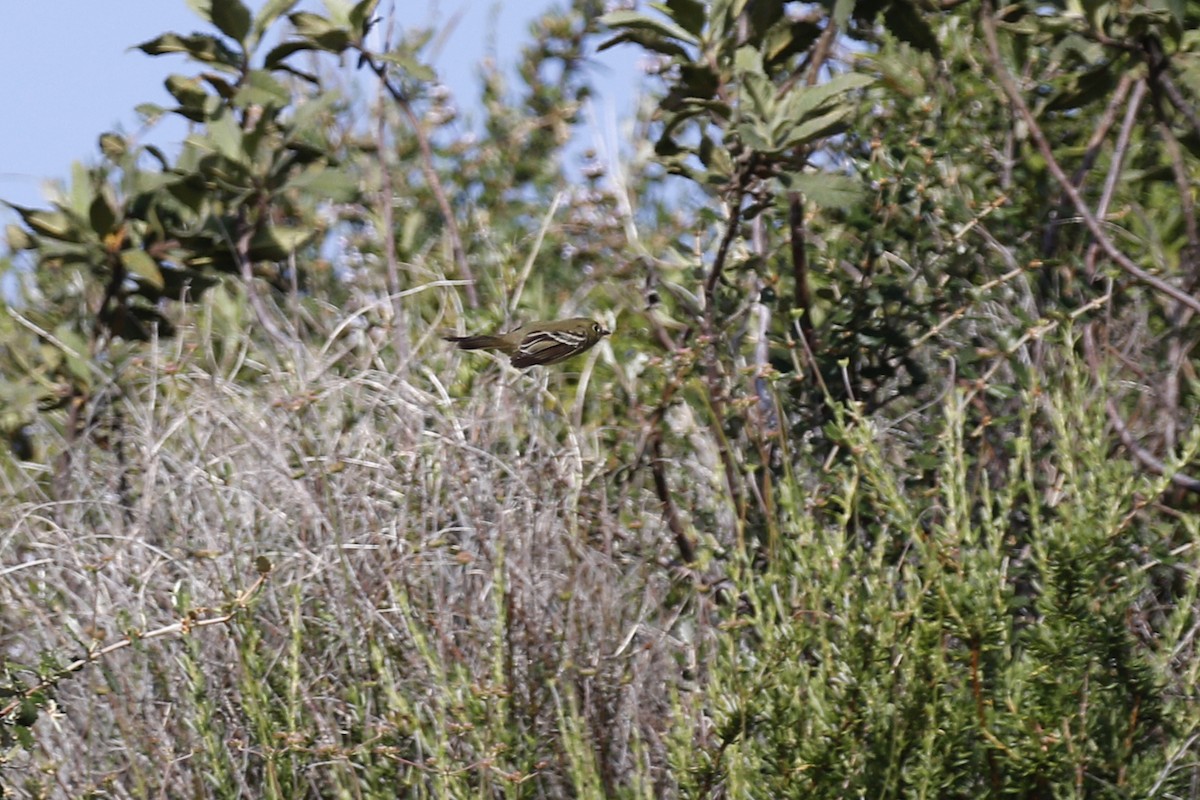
[511,328,589,368]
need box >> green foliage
[600,1,872,190]
[6,0,1200,795]
[0,0,381,469]
[681,372,1193,796]
[6,321,1198,796]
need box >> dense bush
[3,0,1200,796]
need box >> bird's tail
[444,334,515,354]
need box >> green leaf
[160,266,220,299]
[833,0,856,31]
[776,172,864,209]
[254,0,300,38]
[779,72,873,125]
[135,33,241,70]
[675,64,720,102]
[140,147,172,172]
[211,0,252,41]
[88,192,118,238]
[199,74,234,101]
[736,121,774,153]
[207,112,245,163]
[5,224,34,250]
[597,29,691,58]
[134,103,169,125]
[67,163,92,219]
[285,166,360,203]
[882,1,942,56]
[15,697,39,728]
[166,75,210,110]
[186,0,213,22]
[1044,64,1119,112]
[709,0,736,39]
[121,249,165,290]
[349,0,381,32]
[7,205,78,241]
[165,171,209,213]
[734,45,764,76]
[289,12,351,52]
[763,18,822,65]
[599,9,700,46]
[742,71,777,120]
[784,104,853,145]
[54,324,92,387]
[1159,0,1185,41]
[662,0,707,36]
[233,69,291,109]
[98,133,127,161]
[378,50,437,83]
[263,40,317,69]
[36,241,96,267]
[248,225,316,260]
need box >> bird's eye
[593,323,601,332]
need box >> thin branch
[375,13,408,359]
[787,191,816,352]
[1152,117,1200,261]
[1,572,269,720]
[1081,324,1200,493]
[1143,37,1200,141]
[360,50,478,308]
[234,218,294,352]
[1095,79,1146,230]
[979,1,1200,316]
[773,5,833,356]
[1150,103,1197,450]
[1106,398,1200,493]
[1082,79,1147,279]
[805,13,839,87]
[510,193,563,319]
[702,180,747,339]
[1041,73,1135,257]
[650,430,697,564]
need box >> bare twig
[692,183,752,525]
[804,13,839,87]
[650,430,696,564]
[510,193,563,320]
[1105,398,1200,493]
[702,181,747,340]
[1152,118,1200,262]
[359,50,478,308]
[1041,73,1135,257]
[0,572,269,721]
[232,217,295,352]
[775,7,838,354]
[374,14,408,359]
[1080,325,1200,493]
[1153,93,1198,449]
[1143,37,1200,141]
[979,2,1200,316]
[787,192,816,352]
[1096,80,1147,231]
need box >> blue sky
[0,1,642,220]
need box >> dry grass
[8,295,1200,798]
[0,300,723,797]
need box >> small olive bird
[445,318,610,368]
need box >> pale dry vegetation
[1,297,726,796]
[7,0,1200,795]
